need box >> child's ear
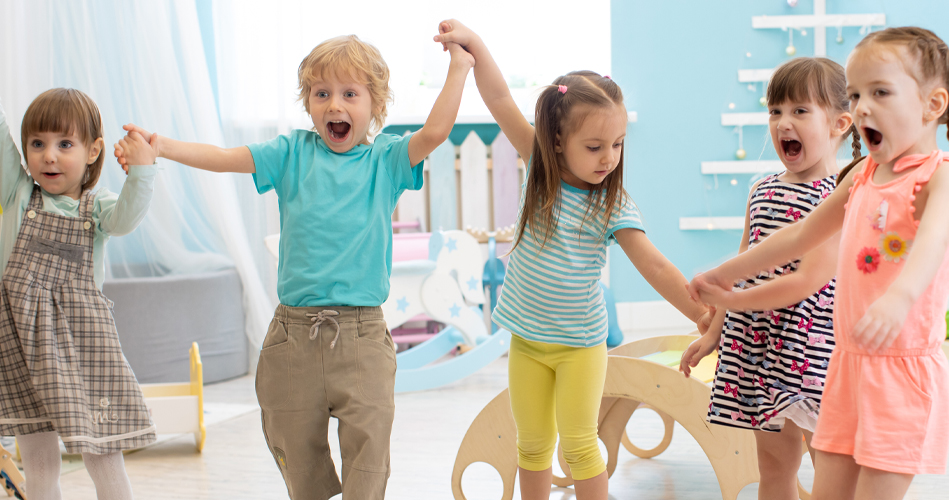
[554,134,563,153]
[833,112,854,138]
[925,86,949,123]
[87,137,104,165]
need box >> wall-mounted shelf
[701,158,854,175]
[679,217,744,231]
[721,113,769,126]
[738,69,775,83]
[752,14,886,30]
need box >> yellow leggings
[508,335,607,481]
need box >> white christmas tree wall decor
[681,0,884,232]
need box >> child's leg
[754,422,806,500]
[16,431,62,500]
[555,342,608,500]
[508,336,557,500]
[81,451,133,500]
[854,466,914,500]
[811,450,860,500]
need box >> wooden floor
[56,356,949,499]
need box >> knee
[757,445,802,480]
[517,430,557,471]
[560,437,605,481]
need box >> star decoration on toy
[397,297,409,313]
[449,303,461,317]
[467,276,479,291]
[446,237,458,252]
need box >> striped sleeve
[606,194,644,243]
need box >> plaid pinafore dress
[0,186,155,454]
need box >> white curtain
[0,0,273,351]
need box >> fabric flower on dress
[856,247,881,273]
[880,232,911,263]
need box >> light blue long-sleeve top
[0,100,157,290]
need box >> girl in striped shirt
[436,20,712,500]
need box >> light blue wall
[609,0,949,302]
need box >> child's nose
[43,147,56,163]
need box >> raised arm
[0,99,31,209]
[114,124,256,174]
[407,41,474,166]
[435,19,535,160]
[690,162,859,302]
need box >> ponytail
[837,124,864,187]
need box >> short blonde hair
[297,35,393,136]
[21,88,104,192]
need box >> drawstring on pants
[307,310,341,349]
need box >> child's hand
[688,270,732,305]
[696,306,717,335]
[446,42,475,71]
[114,124,159,173]
[434,19,479,53]
[115,131,156,171]
[679,332,719,378]
[852,291,913,352]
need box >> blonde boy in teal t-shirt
[116,35,474,500]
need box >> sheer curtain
[0,0,273,351]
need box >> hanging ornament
[787,0,798,7]
[735,126,746,160]
[760,96,768,107]
[836,26,844,44]
[786,28,796,56]
[728,102,736,110]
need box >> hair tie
[603,75,611,79]
[558,85,568,94]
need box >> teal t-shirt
[249,130,422,307]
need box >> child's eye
[848,93,860,101]
[587,146,601,152]
[345,91,357,98]
[768,109,781,116]
[794,108,807,114]
[874,89,888,97]
[613,142,623,149]
[59,141,72,149]
[31,140,43,148]
[315,91,328,98]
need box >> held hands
[114,124,159,173]
[696,306,717,335]
[434,19,479,55]
[851,291,913,352]
[679,331,720,378]
[688,271,735,309]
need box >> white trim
[721,112,768,127]
[616,300,698,340]
[59,425,157,444]
[751,14,885,30]
[0,417,52,424]
[679,217,744,231]
[701,158,854,175]
[386,111,638,126]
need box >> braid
[850,124,861,160]
[837,125,864,187]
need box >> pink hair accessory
[604,75,611,79]
[558,85,568,94]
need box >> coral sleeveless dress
[812,151,949,474]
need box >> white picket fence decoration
[395,130,525,234]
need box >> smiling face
[556,104,628,190]
[25,130,102,200]
[846,45,941,166]
[768,97,849,176]
[307,72,375,153]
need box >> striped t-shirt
[492,180,644,347]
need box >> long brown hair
[765,58,863,186]
[21,88,104,192]
[512,71,628,252]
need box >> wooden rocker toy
[0,445,25,499]
[451,334,812,500]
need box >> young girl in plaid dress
[0,90,157,499]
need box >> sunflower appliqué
[857,247,881,274]
[880,232,912,263]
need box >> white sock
[82,451,134,500]
[15,431,62,500]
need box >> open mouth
[863,127,883,149]
[42,172,62,179]
[781,139,803,160]
[326,120,351,143]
